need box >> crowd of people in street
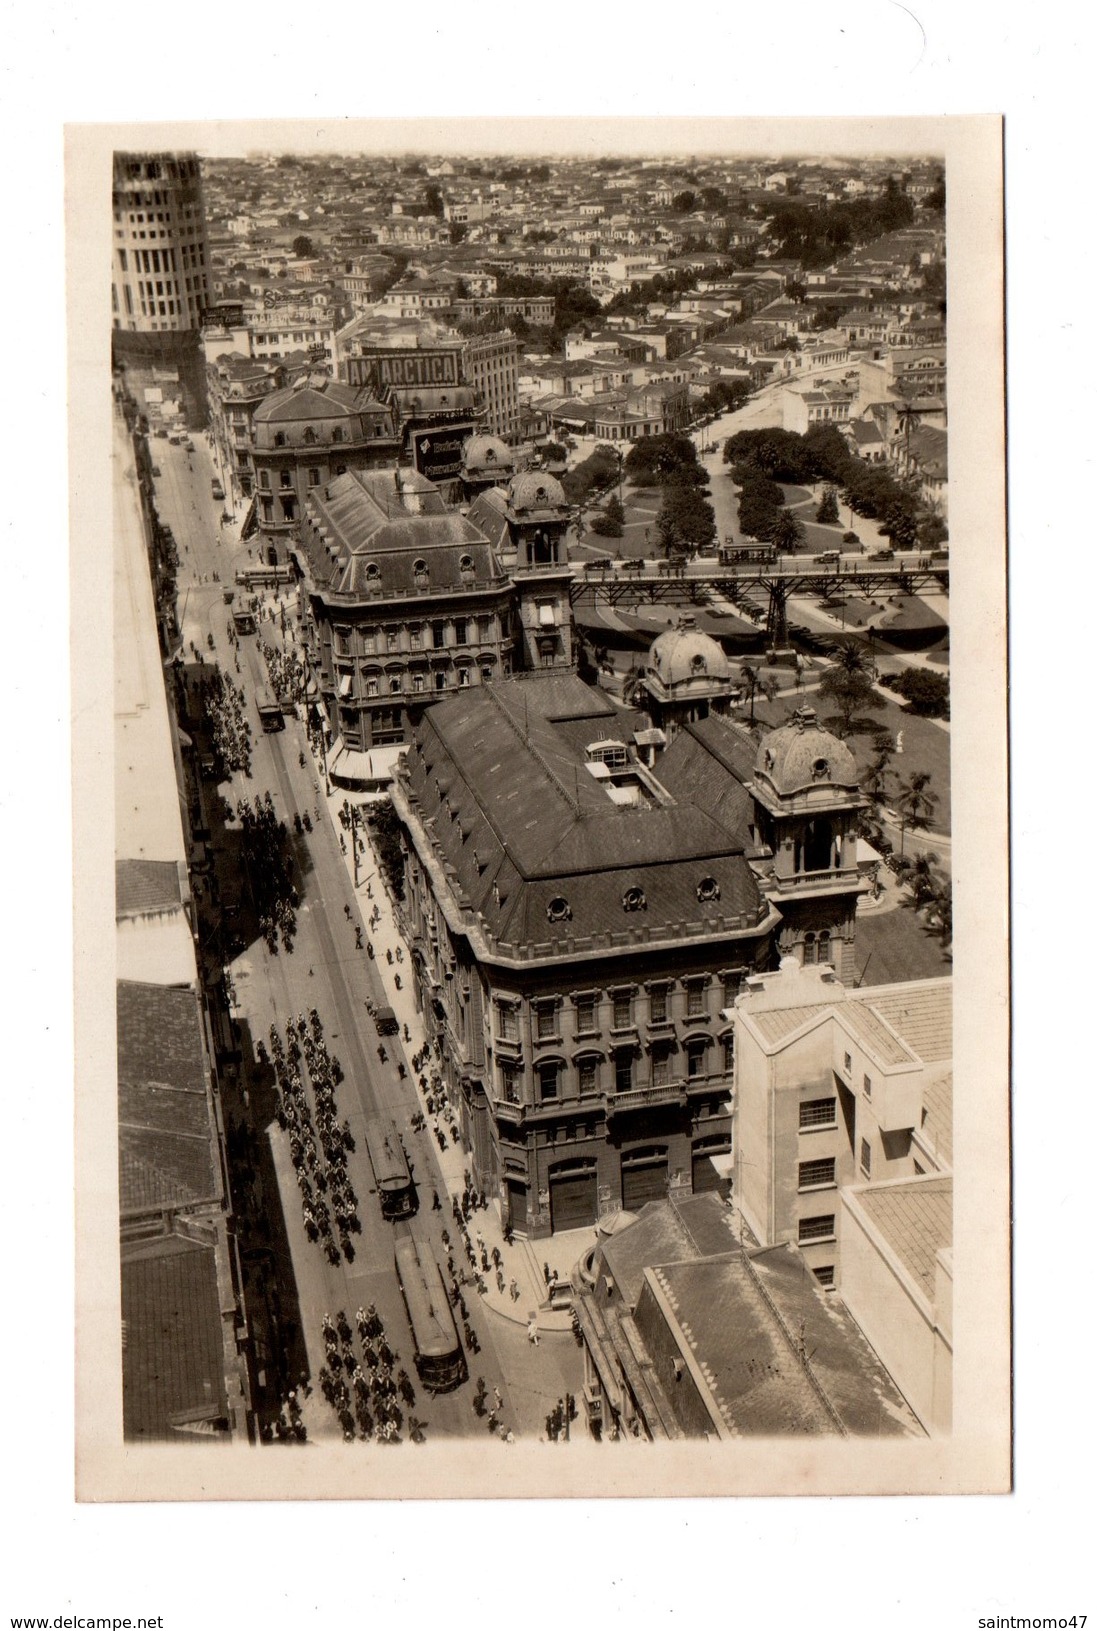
[235,791,299,954]
[267,1012,361,1265]
[316,1306,424,1444]
[261,640,307,707]
[204,670,253,774]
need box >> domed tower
[640,616,734,742]
[750,706,868,981]
[466,471,575,672]
[460,434,516,499]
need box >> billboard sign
[346,349,460,391]
[411,425,474,481]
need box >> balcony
[492,1092,604,1127]
[767,867,864,896]
[606,1084,686,1117]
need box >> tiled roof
[840,1000,917,1067]
[121,1232,230,1441]
[854,1176,952,1302]
[642,1242,919,1436]
[402,677,769,952]
[253,381,369,422]
[750,1004,832,1045]
[864,979,952,1062]
[919,1068,953,1166]
[116,982,218,1216]
[300,471,498,596]
[116,859,182,919]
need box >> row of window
[498,977,743,1041]
[499,1036,734,1103]
[334,616,504,656]
[339,663,490,701]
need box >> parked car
[869,547,895,560]
[211,480,225,500]
[151,464,161,477]
[816,549,840,563]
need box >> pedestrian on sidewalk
[510,1279,520,1303]
[527,1317,539,1347]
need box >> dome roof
[648,625,730,686]
[462,434,512,470]
[754,706,858,795]
[509,471,567,512]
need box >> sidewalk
[307,735,592,1335]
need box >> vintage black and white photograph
[68,112,1009,1504]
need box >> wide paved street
[149,430,584,1445]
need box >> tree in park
[739,663,780,729]
[927,878,952,953]
[861,732,896,808]
[881,496,919,551]
[903,849,942,910]
[590,494,625,537]
[918,512,949,549]
[896,770,939,858]
[292,235,314,259]
[626,432,703,487]
[890,667,949,719]
[816,486,840,526]
[735,469,785,541]
[771,507,805,551]
[656,484,716,557]
[817,639,883,738]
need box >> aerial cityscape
[108,136,958,1462]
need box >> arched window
[303,426,317,444]
[273,431,286,447]
[803,817,833,873]
[803,932,817,966]
[817,930,832,965]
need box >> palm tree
[818,639,882,738]
[622,664,647,708]
[740,663,779,728]
[896,770,939,858]
[928,878,953,954]
[903,850,941,909]
[861,732,895,808]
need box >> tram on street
[256,685,284,732]
[718,540,778,566]
[364,1116,417,1220]
[393,1225,467,1393]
